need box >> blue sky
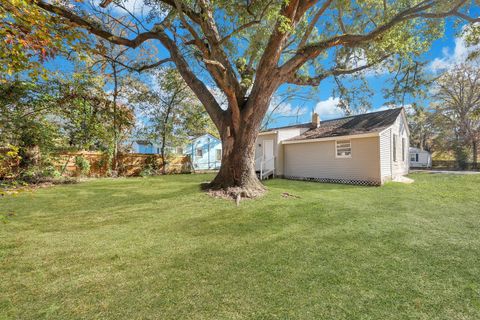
[42,7,479,130]
[270,19,478,127]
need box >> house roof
[261,122,313,133]
[189,133,221,143]
[285,107,403,141]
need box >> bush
[139,155,162,177]
[454,146,470,170]
[41,165,61,179]
[75,155,91,176]
[139,165,156,177]
[0,145,21,179]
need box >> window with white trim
[216,149,222,161]
[336,140,352,158]
[402,138,406,161]
[196,148,203,157]
[410,154,416,162]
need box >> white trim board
[258,131,278,136]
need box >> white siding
[255,133,278,172]
[276,128,306,176]
[409,148,432,168]
[390,113,409,177]
[283,137,381,184]
[379,112,409,181]
[380,128,392,182]
[255,127,310,176]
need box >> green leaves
[0,0,83,82]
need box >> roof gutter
[282,132,380,145]
[258,130,278,136]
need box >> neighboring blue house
[133,140,161,154]
[124,137,162,154]
[185,134,222,170]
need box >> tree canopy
[3,0,479,194]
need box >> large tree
[6,0,480,196]
[434,63,480,167]
[408,103,436,152]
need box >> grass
[1,173,479,320]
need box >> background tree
[0,0,85,82]
[0,79,61,167]
[132,68,215,174]
[58,69,135,151]
[408,103,436,152]
[0,71,135,172]
[89,8,162,171]
[433,63,480,168]
[8,0,480,196]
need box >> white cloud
[314,97,345,120]
[120,0,140,13]
[344,49,389,77]
[268,97,307,118]
[429,26,480,73]
[91,0,153,16]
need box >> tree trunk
[208,128,265,198]
[160,135,167,175]
[206,85,278,198]
[207,99,275,198]
[112,62,119,173]
[473,140,478,170]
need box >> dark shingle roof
[285,107,403,141]
[262,122,312,133]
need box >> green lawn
[1,173,479,319]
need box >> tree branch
[95,52,172,72]
[34,0,158,48]
[279,0,474,79]
[287,54,391,86]
[298,0,333,48]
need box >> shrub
[0,145,21,179]
[139,165,156,177]
[41,165,61,179]
[454,146,469,170]
[75,155,91,176]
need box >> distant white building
[409,147,432,168]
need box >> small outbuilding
[409,147,432,168]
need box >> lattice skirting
[283,175,381,186]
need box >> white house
[254,107,409,185]
[184,134,222,170]
[409,147,432,168]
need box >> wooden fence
[1,147,192,179]
[56,151,192,177]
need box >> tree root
[203,184,266,201]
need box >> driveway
[411,169,480,175]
